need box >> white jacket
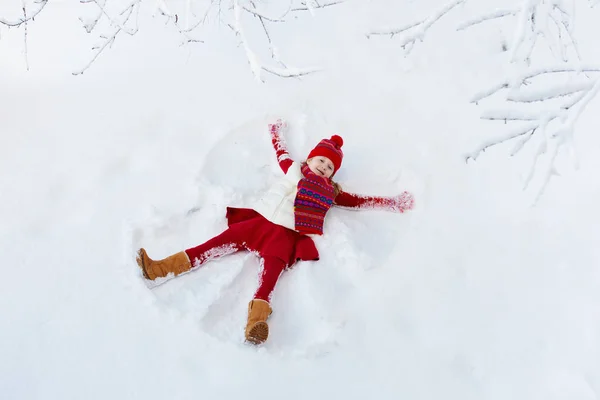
[252,161,303,231]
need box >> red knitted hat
[307,135,344,174]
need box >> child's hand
[391,191,414,213]
[269,119,287,133]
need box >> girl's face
[307,156,335,178]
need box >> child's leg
[185,228,245,269]
[245,256,286,344]
[253,256,287,301]
[138,227,246,281]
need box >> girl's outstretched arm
[269,120,294,174]
[334,190,415,213]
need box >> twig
[73,26,121,75]
[22,0,29,70]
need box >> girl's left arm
[334,190,415,213]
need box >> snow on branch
[456,8,516,31]
[366,0,466,52]
[471,65,600,102]
[232,0,321,81]
[465,122,539,161]
[467,67,600,199]
[0,0,48,27]
[0,0,49,70]
[291,1,347,13]
[89,0,140,36]
[242,3,289,22]
[506,0,581,65]
[233,0,263,79]
[73,0,325,78]
[73,0,141,75]
[375,0,595,197]
[506,80,594,102]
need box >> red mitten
[391,191,415,213]
[269,119,286,134]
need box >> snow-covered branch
[73,0,330,78]
[471,65,600,103]
[231,0,321,81]
[1,0,49,70]
[74,0,141,75]
[367,0,466,52]
[373,0,596,195]
[291,1,347,13]
[0,0,48,27]
[242,3,289,22]
[467,66,600,198]
[456,8,516,30]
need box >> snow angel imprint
[136,120,415,345]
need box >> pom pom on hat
[307,134,345,175]
[330,135,343,149]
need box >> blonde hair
[302,161,342,196]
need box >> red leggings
[184,228,287,302]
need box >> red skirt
[225,207,319,266]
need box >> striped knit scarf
[294,164,336,235]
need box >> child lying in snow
[136,120,414,345]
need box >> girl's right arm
[269,120,294,174]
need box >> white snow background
[1,1,600,399]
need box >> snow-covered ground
[1,1,600,399]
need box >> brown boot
[136,248,192,280]
[245,299,273,345]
